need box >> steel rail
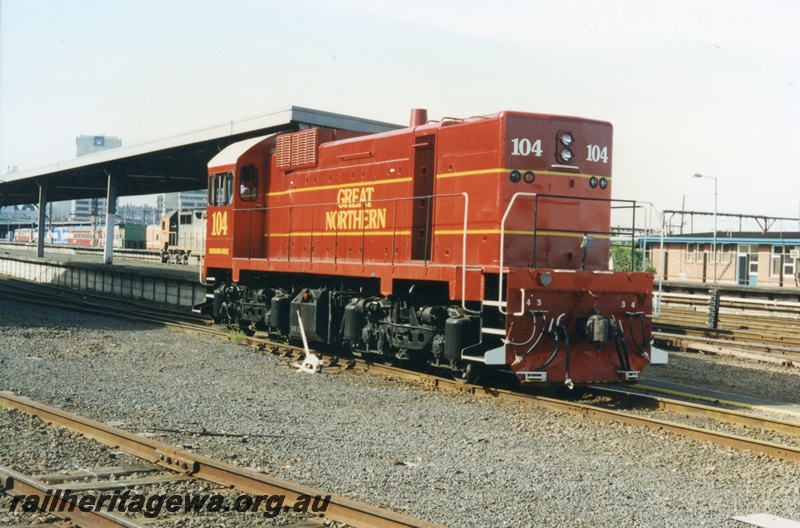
[656,301,800,344]
[0,278,209,326]
[5,277,800,465]
[351,364,800,462]
[0,464,147,528]
[0,392,446,528]
[0,281,217,336]
[652,328,800,366]
[586,386,800,438]
[653,326,800,353]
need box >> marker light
[509,170,521,183]
[599,178,608,190]
[589,176,598,188]
[523,171,535,184]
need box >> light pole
[692,173,717,283]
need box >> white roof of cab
[208,134,275,169]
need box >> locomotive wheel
[454,363,482,384]
[236,322,256,337]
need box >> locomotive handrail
[498,192,538,315]
[498,193,647,315]
[234,192,472,309]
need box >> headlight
[560,148,573,162]
[560,132,573,146]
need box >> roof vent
[276,129,319,170]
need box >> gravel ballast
[2,299,800,527]
[0,409,319,527]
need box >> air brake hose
[626,312,649,357]
[533,324,560,372]
[560,324,573,389]
[617,328,632,371]
[613,330,631,372]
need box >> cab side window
[208,172,233,206]
[239,165,258,202]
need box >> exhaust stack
[409,108,428,127]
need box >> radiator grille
[276,129,318,170]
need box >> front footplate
[518,371,548,382]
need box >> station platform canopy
[0,106,401,207]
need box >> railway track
[352,363,800,462]
[0,277,214,334]
[585,385,800,448]
[0,278,449,526]
[653,327,800,367]
[653,291,800,366]
[0,392,447,528]
[3,275,800,481]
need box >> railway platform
[0,247,204,308]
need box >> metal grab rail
[498,192,537,315]
[498,193,645,315]
[235,192,472,308]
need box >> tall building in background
[70,135,122,222]
[67,135,206,225]
[76,134,122,156]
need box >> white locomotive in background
[158,209,206,265]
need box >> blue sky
[1,0,798,230]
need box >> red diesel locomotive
[203,109,652,386]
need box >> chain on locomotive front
[201,109,652,386]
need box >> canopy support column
[103,171,118,264]
[36,181,48,258]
